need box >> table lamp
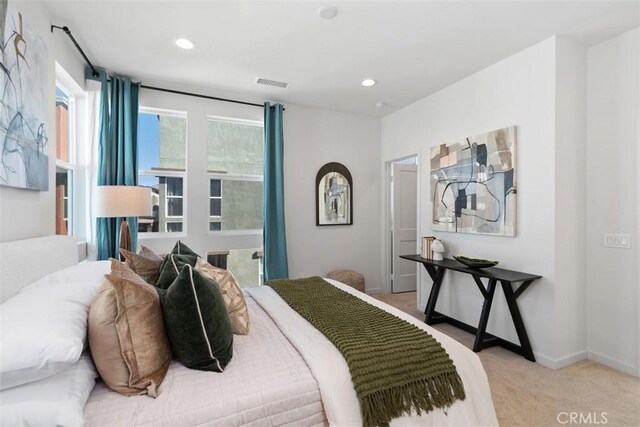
[95,185,152,258]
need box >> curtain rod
[51,25,273,110]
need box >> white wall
[381,38,560,365]
[284,105,382,292]
[586,27,639,376]
[0,2,85,242]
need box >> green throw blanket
[268,276,466,427]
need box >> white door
[392,163,418,293]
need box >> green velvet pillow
[169,241,199,257]
[156,253,197,290]
[158,264,233,372]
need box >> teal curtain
[96,70,140,260]
[263,103,288,281]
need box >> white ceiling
[42,0,640,117]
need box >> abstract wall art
[316,162,353,226]
[0,0,49,191]
[430,126,517,236]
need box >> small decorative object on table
[453,256,499,269]
[431,239,445,261]
[421,236,436,259]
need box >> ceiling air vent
[255,77,290,89]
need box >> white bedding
[79,267,497,426]
[247,279,499,427]
[84,294,327,427]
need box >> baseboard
[365,287,383,295]
[588,350,639,377]
[533,350,588,370]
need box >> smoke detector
[255,77,290,89]
[318,6,338,20]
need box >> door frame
[384,154,419,295]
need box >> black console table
[399,255,542,361]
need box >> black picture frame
[316,162,353,226]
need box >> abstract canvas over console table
[431,126,517,236]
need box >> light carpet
[373,291,640,427]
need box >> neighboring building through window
[137,110,187,233]
[209,179,222,231]
[207,117,263,286]
[55,85,74,235]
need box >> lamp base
[119,219,132,261]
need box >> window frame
[55,82,76,236]
[206,115,264,237]
[137,107,188,238]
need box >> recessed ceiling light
[318,6,338,20]
[375,102,386,108]
[175,38,196,50]
[361,78,376,87]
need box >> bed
[0,236,498,426]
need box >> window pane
[55,87,70,163]
[207,120,263,175]
[218,180,262,230]
[138,112,186,171]
[166,177,183,196]
[167,198,183,216]
[210,198,222,217]
[55,168,71,235]
[209,221,222,231]
[226,248,262,288]
[138,175,183,233]
[166,222,183,232]
[210,179,221,197]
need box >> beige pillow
[88,259,172,397]
[195,257,249,335]
[120,246,164,286]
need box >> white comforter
[247,279,499,427]
[84,295,327,426]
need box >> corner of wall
[553,36,588,363]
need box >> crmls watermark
[557,412,608,425]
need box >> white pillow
[0,354,97,427]
[0,261,110,390]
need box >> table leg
[501,280,535,361]
[473,279,497,352]
[423,266,445,324]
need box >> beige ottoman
[327,270,365,292]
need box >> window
[227,249,262,288]
[137,110,187,234]
[207,118,263,232]
[55,85,74,235]
[207,117,263,287]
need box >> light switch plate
[604,234,614,247]
[604,233,631,249]
[619,234,631,248]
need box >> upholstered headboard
[0,235,78,303]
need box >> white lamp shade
[94,186,152,218]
